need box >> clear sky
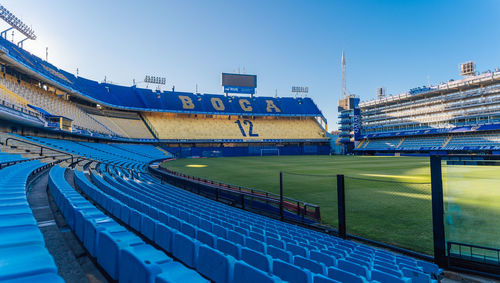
[1,0,500,129]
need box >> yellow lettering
[239,99,253,112]
[265,100,281,112]
[211,97,225,111]
[179,95,195,109]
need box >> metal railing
[149,160,321,224]
[4,137,75,163]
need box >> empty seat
[172,233,198,268]
[272,259,311,283]
[310,250,337,267]
[217,237,241,259]
[327,267,364,283]
[286,243,308,257]
[233,261,279,283]
[118,244,172,282]
[196,229,216,248]
[197,245,234,283]
[371,269,411,283]
[267,245,293,263]
[337,259,369,278]
[0,245,59,281]
[240,247,271,273]
[294,255,326,275]
[155,223,176,253]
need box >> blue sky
[1,0,500,129]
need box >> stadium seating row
[144,113,325,140]
[358,132,500,151]
[0,135,442,282]
[83,159,441,282]
[23,136,169,170]
[89,113,154,139]
[1,71,326,141]
[0,74,113,135]
[0,160,64,282]
[48,165,207,282]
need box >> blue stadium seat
[233,261,280,283]
[327,266,364,283]
[141,214,158,241]
[217,237,241,259]
[196,229,217,248]
[245,236,266,253]
[371,269,411,283]
[173,232,199,268]
[266,236,285,249]
[197,244,235,283]
[155,261,208,283]
[267,245,293,263]
[0,273,65,283]
[294,255,326,275]
[97,230,144,279]
[337,259,369,278]
[240,247,272,273]
[310,250,337,267]
[286,243,308,257]
[272,259,311,283]
[313,274,341,283]
[155,223,176,253]
[181,221,198,239]
[227,230,246,246]
[119,244,173,282]
[0,245,59,281]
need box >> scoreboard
[222,73,257,94]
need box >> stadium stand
[357,132,500,152]
[0,158,64,282]
[353,69,500,154]
[0,35,329,154]
[398,136,447,150]
[0,74,113,135]
[0,77,30,108]
[0,35,324,117]
[145,113,326,140]
[48,165,207,282]
[4,135,438,282]
[444,133,500,150]
[361,138,400,151]
[89,113,154,139]
[22,136,169,168]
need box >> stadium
[0,2,499,283]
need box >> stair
[396,137,405,148]
[362,139,370,149]
[139,113,159,140]
[356,139,366,149]
[442,135,453,147]
[155,146,171,156]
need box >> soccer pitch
[162,155,500,255]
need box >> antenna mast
[341,49,346,98]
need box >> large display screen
[222,73,257,88]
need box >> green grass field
[162,155,500,255]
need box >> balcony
[339,131,351,137]
[339,125,351,131]
[338,112,350,118]
[339,137,352,143]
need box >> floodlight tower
[341,49,346,98]
[337,49,360,154]
[0,5,36,48]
